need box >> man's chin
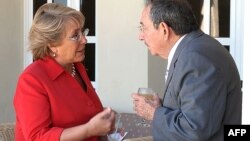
[149,51,157,56]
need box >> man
[132,0,242,140]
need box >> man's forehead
[140,6,151,25]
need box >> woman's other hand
[87,107,115,136]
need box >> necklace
[71,63,76,77]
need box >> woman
[14,3,115,141]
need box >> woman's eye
[72,33,79,40]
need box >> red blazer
[14,57,103,141]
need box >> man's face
[139,5,166,58]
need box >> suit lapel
[163,30,204,101]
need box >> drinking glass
[136,87,155,127]
[107,113,127,141]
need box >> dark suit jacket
[152,30,242,141]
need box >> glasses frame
[138,25,145,33]
[67,28,89,42]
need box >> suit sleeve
[14,73,63,141]
[152,51,227,141]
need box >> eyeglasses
[138,25,145,33]
[68,28,89,42]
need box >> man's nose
[138,32,144,40]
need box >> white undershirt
[165,35,186,82]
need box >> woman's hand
[60,107,116,141]
[87,107,116,136]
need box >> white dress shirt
[165,35,186,83]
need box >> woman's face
[51,20,87,66]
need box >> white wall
[96,0,146,113]
[0,0,23,122]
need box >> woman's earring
[52,52,56,57]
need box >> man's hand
[132,93,162,120]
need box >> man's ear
[159,22,170,40]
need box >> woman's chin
[75,55,85,62]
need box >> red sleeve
[14,73,63,141]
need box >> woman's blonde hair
[29,3,85,60]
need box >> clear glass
[53,0,67,6]
[107,113,126,141]
[33,0,47,17]
[136,87,155,127]
[80,0,96,36]
[83,43,96,81]
[187,0,230,37]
